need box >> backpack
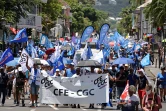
[16,73,25,87]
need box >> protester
[6,67,14,100]
[71,68,80,108]
[124,64,129,76]
[54,69,62,77]
[118,85,139,111]
[64,63,76,77]
[0,67,9,106]
[157,66,166,102]
[142,84,162,111]
[116,66,127,99]
[89,66,98,109]
[26,57,41,107]
[127,68,138,86]
[15,67,26,106]
[137,69,148,108]
[108,65,117,101]
[116,66,127,109]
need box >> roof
[136,0,152,10]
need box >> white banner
[18,49,34,72]
[39,74,109,104]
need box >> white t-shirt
[72,74,80,78]
[9,69,18,74]
[123,94,139,109]
[127,94,139,103]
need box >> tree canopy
[0,0,41,23]
[65,0,108,33]
[144,0,166,27]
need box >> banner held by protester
[40,74,109,104]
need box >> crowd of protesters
[0,37,165,111]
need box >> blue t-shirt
[127,74,138,86]
[157,73,166,85]
[66,69,76,77]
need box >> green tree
[0,0,41,23]
[78,0,95,5]
[144,0,166,27]
[117,0,141,34]
[41,0,62,34]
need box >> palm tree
[144,0,166,27]
[129,0,145,7]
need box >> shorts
[159,84,166,89]
[30,82,39,95]
[138,89,146,99]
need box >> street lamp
[0,18,6,51]
[163,20,166,66]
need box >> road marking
[97,106,101,111]
[37,103,41,106]
[30,109,36,111]
[81,107,87,110]
[49,105,59,110]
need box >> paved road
[1,97,166,111]
[0,97,119,111]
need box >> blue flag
[87,46,93,59]
[67,43,75,56]
[31,45,38,58]
[135,44,141,51]
[53,51,65,73]
[38,49,45,58]
[0,48,14,66]
[97,24,110,49]
[10,28,28,43]
[54,56,65,70]
[40,34,53,49]
[81,26,94,42]
[122,39,129,49]
[113,31,125,45]
[141,54,150,67]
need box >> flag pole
[151,78,157,110]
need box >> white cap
[56,69,60,72]
[125,64,129,66]
[138,68,145,75]
[18,67,22,71]
[70,63,75,66]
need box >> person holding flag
[26,56,40,107]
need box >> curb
[148,69,156,78]
[144,67,156,78]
